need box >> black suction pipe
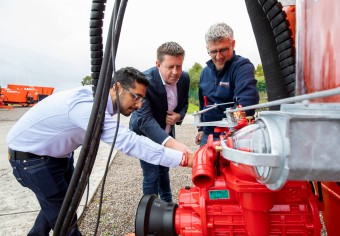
[53,0,127,234]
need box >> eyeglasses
[120,84,144,103]
[207,47,230,56]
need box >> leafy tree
[188,62,203,105]
[254,64,266,92]
[254,64,268,102]
[188,62,203,91]
[255,64,264,77]
[256,76,267,92]
[81,76,92,86]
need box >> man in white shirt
[7,67,193,236]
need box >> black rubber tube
[90,0,107,96]
[53,0,126,234]
[245,0,296,109]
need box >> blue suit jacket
[129,66,190,144]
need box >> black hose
[244,0,296,109]
[55,0,128,234]
[53,0,120,234]
[90,0,107,95]
[93,0,128,234]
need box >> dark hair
[112,67,149,88]
[157,41,185,62]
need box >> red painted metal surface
[0,84,54,107]
[297,0,340,102]
[174,137,321,235]
[295,1,340,235]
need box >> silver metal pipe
[225,87,340,113]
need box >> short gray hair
[205,22,234,45]
[157,41,185,62]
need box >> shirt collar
[159,71,178,87]
[107,93,115,116]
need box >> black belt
[8,148,43,160]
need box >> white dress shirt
[7,86,182,167]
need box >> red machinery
[135,0,340,235]
[135,120,323,235]
[0,84,54,107]
[176,138,321,235]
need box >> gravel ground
[78,123,197,236]
[1,107,327,236]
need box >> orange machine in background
[0,84,54,108]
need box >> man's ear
[231,39,236,49]
[156,60,161,68]
[113,82,123,93]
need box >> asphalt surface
[0,107,126,236]
[0,107,197,236]
[0,107,327,236]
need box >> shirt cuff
[162,148,182,167]
[161,136,172,146]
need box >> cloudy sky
[0,0,261,92]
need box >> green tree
[188,62,203,91]
[254,64,267,101]
[81,76,92,86]
[188,62,203,105]
[256,75,267,92]
[255,64,264,77]
[254,64,266,92]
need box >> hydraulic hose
[90,0,106,95]
[92,1,128,234]
[53,0,127,235]
[244,0,296,109]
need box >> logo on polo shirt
[219,82,229,87]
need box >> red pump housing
[174,136,321,235]
[135,134,322,236]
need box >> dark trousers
[8,150,81,236]
[139,160,172,203]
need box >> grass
[187,103,199,114]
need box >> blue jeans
[139,160,172,203]
[9,153,81,236]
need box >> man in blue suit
[129,42,191,203]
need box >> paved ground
[0,107,327,236]
[0,107,197,236]
[0,107,133,236]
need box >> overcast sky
[0,0,261,92]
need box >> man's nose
[134,101,143,109]
[216,51,224,59]
[172,66,181,74]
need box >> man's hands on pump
[181,148,195,167]
[164,137,195,168]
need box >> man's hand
[186,149,195,167]
[166,111,181,126]
[195,131,204,145]
[165,138,195,168]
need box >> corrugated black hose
[244,0,296,109]
[53,0,127,235]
